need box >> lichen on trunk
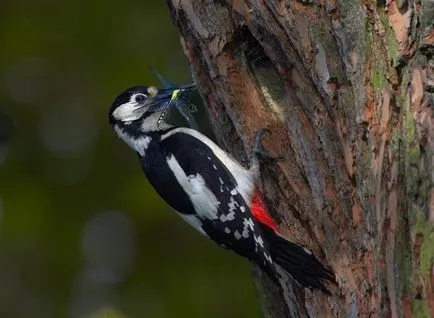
[167,0,434,316]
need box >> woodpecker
[109,85,335,293]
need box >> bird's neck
[113,112,173,155]
[139,112,173,132]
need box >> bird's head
[109,84,196,135]
[109,85,158,126]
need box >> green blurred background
[0,1,260,317]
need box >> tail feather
[259,223,335,293]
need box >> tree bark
[167,1,434,317]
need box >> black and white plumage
[109,86,335,292]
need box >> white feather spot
[240,206,246,213]
[221,196,238,222]
[254,235,264,248]
[213,164,217,170]
[244,217,254,230]
[228,196,238,211]
[234,231,241,240]
[230,188,238,195]
[224,227,231,234]
[217,196,239,223]
[167,155,219,220]
[242,218,254,238]
[241,218,253,238]
[226,212,235,221]
[219,177,225,193]
[264,253,273,263]
[220,211,235,222]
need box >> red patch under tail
[251,189,278,232]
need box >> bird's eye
[135,94,146,103]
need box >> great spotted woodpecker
[108,85,334,292]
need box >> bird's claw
[252,129,280,160]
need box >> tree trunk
[167,1,434,317]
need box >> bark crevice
[168,0,434,316]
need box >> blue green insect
[148,69,199,129]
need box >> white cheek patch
[112,101,145,122]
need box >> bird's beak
[148,83,196,101]
[145,83,197,115]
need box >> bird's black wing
[160,129,268,260]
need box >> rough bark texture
[167,1,434,317]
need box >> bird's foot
[253,129,274,159]
[250,129,281,176]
